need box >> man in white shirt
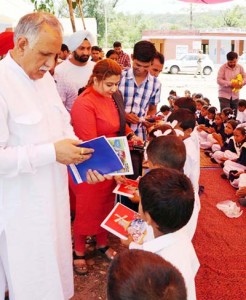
[55,30,95,112]
[0,12,107,300]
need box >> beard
[73,51,90,63]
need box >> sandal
[97,246,117,261]
[73,251,88,275]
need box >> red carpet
[194,168,246,300]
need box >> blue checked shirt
[119,68,161,140]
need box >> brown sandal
[73,251,88,275]
[97,246,117,261]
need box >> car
[164,53,214,75]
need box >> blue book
[68,136,124,184]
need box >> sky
[115,0,246,15]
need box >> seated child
[199,112,225,150]
[210,119,238,163]
[197,105,208,125]
[222,127,246,185]
[221,107,235,123]
[107,249,187,300]
[185,89,191,97]
[196,106,217,148]
[195,99,205,121]
[130,168,200,300]
[236,99,246,124]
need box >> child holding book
[128,168,200,300]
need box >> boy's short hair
[238,99,246,107]
[61,43,69,52]
[227,51,238,61]
[174,97,196,114]
[154,51,165,64]
[107,249,187,300]
[133,40,156,62]
[91,45,101,52]
[139,168,194,234]
[147,135,186,171]
[167,108,196,130]
[113,41,121,48]
[160,105,171,112]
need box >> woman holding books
[70,59,136,275]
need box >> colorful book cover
[107,136,133,176]
[101,202,148,244]
[113,179,138,198]
[68,136,124,184]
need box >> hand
[54,139,94,165]
[141,120,153,128]
[114,175,127,184]
[130,134,143,143]
[236,186,246,197]
[86,169,113,184]
[130,190,140,203]
[125,113,139,124]
[120,235,133,247]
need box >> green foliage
[31,0,55,14]
[29,0,246,49]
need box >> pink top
[217,63,246,100]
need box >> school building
[142,29,246,63]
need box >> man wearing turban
[54,30,96,112]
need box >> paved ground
[158,66,246,111]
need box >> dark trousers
[118,150,143,212]
[219,97,238,113]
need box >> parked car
[164,53,214,75]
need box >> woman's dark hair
[106,49,118,58]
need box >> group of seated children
[193,95,246,207]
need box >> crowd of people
[1,11,246,300]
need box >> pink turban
[0,32,14,56]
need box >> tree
[31,0,55,14]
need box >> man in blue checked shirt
[118,40,161,211]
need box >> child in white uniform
[129,168,200,300]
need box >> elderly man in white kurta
[0,12,107,300]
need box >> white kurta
[0,53,76,299]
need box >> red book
[101,202,147,244]
[113,179,139,198]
